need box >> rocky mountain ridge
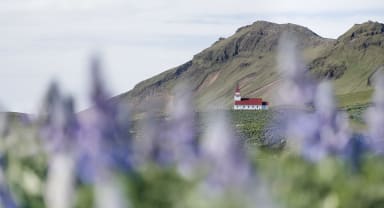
[117,20,384,114]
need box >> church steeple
[234,83,241,101]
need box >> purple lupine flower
[200,111,252,191]
[285,111,324,161]
[39,81,81,153]
[77,55,133,182]
[276,32,316,107]
[77,55,132,208]
[314,82,351,154]
[39,81,61,125]
[276,32,323,160]
[133,111,167,167]
[315,82,336,123]
[133,84,199,175]
[165,84,199,176]
[0,168,18,208]
[344,133,366,172]
[39,81,66,152]
[365,72,384,153]
[276,33,351,162]
[61,96,81,145]
[0,188,18,208]
[285,82,351,162]
[38,81,81,208]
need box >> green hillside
[311,21,384,99]
[117,21,384,114]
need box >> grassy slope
[315,22,384,107]
[117,21,384,116]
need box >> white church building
[233,84,269,110]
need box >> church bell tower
[234,83,241,101]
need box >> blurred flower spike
[276,33,352,162]
[78,54,133,180]
[365,72,384,154]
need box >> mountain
[310,21,384,105]
[116,20,384,114]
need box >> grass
[337,90,373,107]
[230,110,272,144]
[230,103,372,146]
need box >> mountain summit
[117,21,384,113]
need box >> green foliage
[124,166,193,208]
[75,185,94,208]
[253,151,384,208]
[341,104,370,131]
[343,104,370,123]
[230,110,272,144]
[5,155,46,208]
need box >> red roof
[235,98,263,105]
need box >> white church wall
[234,105,266,110]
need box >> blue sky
[0,0,384,113]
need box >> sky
[1,0,384,113]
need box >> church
[233,84,269,110]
